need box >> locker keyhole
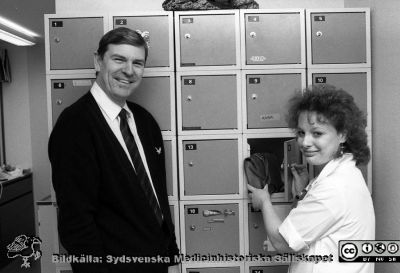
[56,99,63,105]
[184,33,191,39]
[249,31,257,38]
[316,31,323,37]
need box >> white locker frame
[174,10,241,71]
[241,69,306,134]
[141,70,176,136]
[244,261,290,273]
[366,130,372,194]
[178,134,244,200]
[179,200,245,258]
[307,67,372,131]
[306,8,371,69]
[182,261,244,272]
[109,11,175,72]
[38,201,73,272]
[164,135,178,201]
[169,200,181,250]
[243,200,292,257]
[242,132,297,203]
[45,14,109,75]
[177,70,242,135]
[46,73,95,134]
[239,9,306,70]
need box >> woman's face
[296,111,346,166]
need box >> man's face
[95,43,146,106]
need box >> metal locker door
[187,267,240,273]
[248,204,292,254]
[164,140,173,197]
[245,13,301,65]
[312,72,368,117]
[183,140,239,196]
[247,74,301,129]
[249,265,289,273]
[179,14,237,67]
[49,18,104,70]
[311,12,366,64]
[284,139,302,201]
[185,203,240,255]
[128,76,171,131]
[181,75,237,130]
[114,16,170,68]
[51,79,94,126]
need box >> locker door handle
[56,99,63,105]
[249,31,257,38]
[316,31,323,37]
[54,37,61,43]
[251,94,258,100]
[184,33,191,39]
[203,210,222,217]
[186,95,192,101]
[188,161,194,167]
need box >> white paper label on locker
[73,80,92,87]
[260,113,281,121]
[250,56,266,62]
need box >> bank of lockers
[175,10,241,70]
[307,68,371,130]
[243,134,302,202]
[177,71,241,134]
[306,9,371,68]
[240,9,306,69]
[45,15,107,74]
[128,72,176,134]
[179,136,243,200]
[111,12,174,71]
[243,70,306,132]
[180,201,244,256]
[245,202,292,255]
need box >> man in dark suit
[48,27,180,273]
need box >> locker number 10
[187,208,199,214]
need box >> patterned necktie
[118,108,163,226]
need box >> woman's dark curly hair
[286,85,370,165]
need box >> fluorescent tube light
[0,16,39,38]
[0,16,37,46]
[0,29,35,46]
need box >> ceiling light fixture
[0,16,38,46]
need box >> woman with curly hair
[248,85,375,273]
